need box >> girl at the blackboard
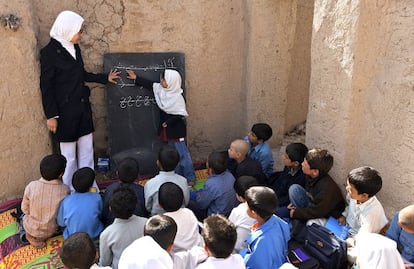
[126,69,196,185]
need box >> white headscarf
[49,10,84,59]
[356,233,405,269]
[153,69,188,116]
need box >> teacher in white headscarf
[40,10,120,191]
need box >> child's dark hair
[72,167,95,193]
[202,214,237,258]
[207,151,228,174]
[347,166,382,197]
[109,186,138,219]
[40,154,67,181]
[158,145,179,172]
[158,182,184,212]
[245,186,278,220]
[144,215,177,250]
[60,232,96,269]
[305,148,333,176]
[286,143,308,163]
[117,157,139,183]
[251,123,273,141]
[234,176,258,198]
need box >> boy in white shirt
[159,182,203,252]
[337,166,388,262]
[196,214,245,269]
[144,145,190,216]
[228,176,258,252]
[119,215,207,269]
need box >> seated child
[194,151,238,219]
[244,123,274,178]
[60,232,111,269]
[102,157,148,226]
[227,139,266,185]
[21,154,70,248]
[270,142,308,207]
[337,166,388,262]
[159,182,202,252]
[288,148,345,225]
[386,204,414,266]
[57,167,104,239]
[228,176,258,252]
[144,145,190,216]
[99,186,148,269]
[196,214,245,269]
[126,69,196,184]
[356,233,405,269]
[118,214,177,269]
[240,186,290,268]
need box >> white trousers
[60,133,99,192]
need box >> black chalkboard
[103,52,185,175]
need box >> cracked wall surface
[1,0,312,201]
[1,0,412,216]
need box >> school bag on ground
[287,239,320,269]
[303,223,347,269]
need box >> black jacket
[40,38,107,142]
[293,173,345,220]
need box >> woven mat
[0,169,208,268]
[0,201,65,269]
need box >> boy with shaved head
[228,139,266,185]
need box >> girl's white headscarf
[49,10,84,59]
[356,233,405,269]
[153,69,188,116]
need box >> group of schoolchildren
[19,121,414,269]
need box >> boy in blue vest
[240,186,290,268]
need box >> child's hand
[126,69,137,80]
[287,203,296,210]
[337,215,346,225]
[162,122,167,128]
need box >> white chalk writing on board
[113,57,177,88]
[119,95,157,109]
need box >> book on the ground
[325,216,349,240]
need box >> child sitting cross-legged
[102,157,148,226]
[270,142,308,208]
[385,204,414,267]
[227,139,266,185]
[228,176,259,252]
[288,148,345,225]
[192,151,238,220]
[57,167,104,240]
[240,186,290,269]
[99,186,148,269]
[21,154,70,248]
[118,214,177,268]
[244,123,274,178]
[196,214,246,269]
[159,182,202,253]
[144,145,190,216]
[60,232,111,269]
[337,166,388,263]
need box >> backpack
[304,223,348,269]
[287,240,320,269]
